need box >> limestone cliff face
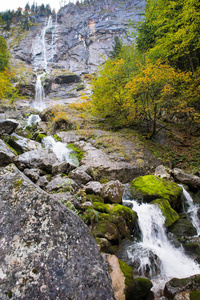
[11,0,145,75]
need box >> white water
[42,136,79,167]
[181,185,200,236]
[123,198,200,298]
[32,16,57,111]
[26,114,41,127]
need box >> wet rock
[69,167,92,185]
[131,277,153,300]
[0,139,16,167]
[45,174,79,193]
[53,74,80,84]
[85,181,103,195]
[0,163,115,300]
[169,213,197,239]
[9,133,42,153]
[154,164,172,180]
[0,119,19,135]
[173,168,200,192]
[101,180,124,204]
[164,275,200,299]
[16,83,35,97]
[152,199,179,227]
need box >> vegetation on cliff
[89,0,200,139]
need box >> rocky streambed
[1,104,200,299]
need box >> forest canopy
[90,0,200,137]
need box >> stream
[122,186,200,299]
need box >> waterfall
[181,185,200,236]
[32,16,57,111]
[42,136,79,167]
[122,197,200,298]
[26,114,41,127]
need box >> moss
[35,133,46,143]
[93,202,111,213]
[67,143,84,162]
[32,268,38,274]
[111,204,137,224]
[8,291,12,298]
[152,199,179,227]
[132,277,153,300]
[13,178,23,191]
[86,194,104,203]
[118,259,133,296]
[53,134,62,142]
[169,277,188,287]
[130,175,182,209]
[190,291,200,300]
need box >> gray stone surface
[173,168,200,192]
[0,119,19,135]
[101,180,124,204]
[0,164,115,300]
[0,139,16,167]
[10,133,42,153]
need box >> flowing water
[32,16,57,111]
[181,185,200,236]
[26,114,41,127]
[42,136,79,167]
[122,191,200,299]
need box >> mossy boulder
[169,213,197,240]
[118,259,134,300]
[83,202,138,254]
[130,175,183,211]
[131,277,153,300]
[164,275,200,299]
[152,199,179,227]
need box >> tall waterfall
[32,16,57,111]
[122,196,200,298]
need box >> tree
[0,37,9,71]
[125,60,190,137]
[110,36,123,59]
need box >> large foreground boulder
[0,164,115,300]
[0,119,19,135]
[0,139,16,167]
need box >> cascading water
[181,185,200,236]
[26,114,41,127]
[122,194,200,298]
[32,16,57,111]
[42,136,79,167]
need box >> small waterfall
[181,185,200,236]
[123,197,200,298]
[33,73,46,111]
[42,136,79,167]
[26,114,41,127]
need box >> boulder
[45,175,79,193]
[152,199,179,227]
[130,175,183,211]
[23,168,40,182]
[52,161,77,175]
[85,181,103,195]
[14,149,55,171]
[154,165,172,180]
[9,133,42,153]
[164,275,200,299]
[173,168,200,192]
[101,180,124,204]
[36,175,50,188]
[169,213,197,238]
[0,139,16,167]
[69,167,92,185]
[131,278,153,300]
[0,119,19,135]
[53,74,80,84]
[0,164,115,300]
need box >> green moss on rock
[35,133,46,143]
[118,259,134,299]
[152,199,179,227]
[131,277,153,300]
[190,291,200,300]
[130,175,183,210]
[86,194,104,203]
[93,202,111,213]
